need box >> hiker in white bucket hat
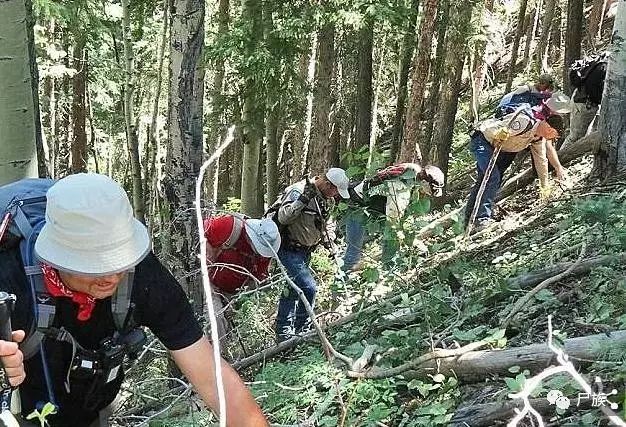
[203,214,280,345]
[0,173,267,426]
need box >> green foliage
[26,402,57,427]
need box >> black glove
[298,181,317,205]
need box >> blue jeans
[276,248,317,336]
[343,214,367,271]
[465,133,517,224]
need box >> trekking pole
[0,292,20,427]
[464,107,527,239]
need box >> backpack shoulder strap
[111,269,134,332]
[222,214,246,250]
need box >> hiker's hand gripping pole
[464,108,527,238]
[0,292,20,427]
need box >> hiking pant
[560,101,598,151]
[342,214,367,271]
[276,247,316,336]
[465,132,518,224]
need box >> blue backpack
[495,88,550,118]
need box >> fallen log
[498,131,599,201]
[402,330,626,382]
[451,395,591,426]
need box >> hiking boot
[276,325,294,344]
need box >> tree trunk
[398,0,438,163]
[265,107,280,205]
[163,0,205,308]
[231,99,243,199]
[563,0,584,95]
[423,0,450,159]
[588,0,606,47]
[71,38,88,173]
[522,1,539,68]
[122,0,146,224]
[207,0,229,203]
[548,2,562,64]
[430,4,472,181]
[354,22,374,152]
[240,0,264,216]
[367,37,387,167]
[309,23,335,175]
[390,0,419,163]
[404,331,626,382]
[471,0,495,124]
[0,0,42,184]
[505,0,529,93]
[536,0,557,72]
[592,3,626,179]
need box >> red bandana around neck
[41,263,96,321]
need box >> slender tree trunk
[592,1,626,178]
[240,0,264,216]
[301,32,318,172]
[147,0,169,226]
[309,23,335,175]
[423,0,450,159]
[506,0,529,93]
[367,36,387,167]
[471,0,495,124]
[549,2,562,64]
[390,0,420,163]
[354,21,374,152]
[398,0,438,163]
[289,51,310,180]
[265,107,280,205]
[536,0,557,72]
[563,0,584,95]
[207,0,229,202]
[57,46,71,178]
[232,98,243,199]
[522,0,540,68]
[588,0,605,47]
[71,39,88,173]
[163,0,205,307]
[122,0,146,223]
[0,0,42,184]
[430,4,473,182]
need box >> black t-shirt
[0,249,203,426]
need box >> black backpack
[569,53,607,105]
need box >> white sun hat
[244,218,281,258]
[326,167,350,199]
[35,173,151,276]
[544,91,572,114]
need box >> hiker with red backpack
[0,174,268,427]
[465,92,571,233]
[265,168,350,342]
[342,163,445,271]
[560,52,607,150]
[203,215,280,341]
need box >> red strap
[41,264,96,321]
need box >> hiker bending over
[342,163,445,271]
[0,174,267,427]
[203,215,280,341]
[266,168,349,342]
[496,73,555,118]
[465,93,571,232]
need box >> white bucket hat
[544,91,571,114]
[244,218,281,258]
[326,167,350,199]
[35,173,151,276]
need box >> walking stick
[464,108,527,239]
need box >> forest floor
[110,150,626,426]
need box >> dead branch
[501,241,587,328]
[402,330,626,383]
[347,340,489,380]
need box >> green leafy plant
[26,403,57,427]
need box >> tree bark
[207,0,229,203]
[563,0,584,95]
[549,2,562,64]
[71,38,88,173]
[430,4,472,180]
[265,107,280,205]
[390,0,419,163]
[505,0,528,93]
[422,0,450,159]
[0,0,42,184]
[588,0,606,47]
[536,0,557,72]
[592,3,626,179]
[240,0,264,216]
[122,0,146,224]
[471,0,495,123]
[398,0,438,163]
[309,22,336,175]
[163,0,205,308]
[354,21,374,152]
[403,331,626,382]
[522,0,541,69]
